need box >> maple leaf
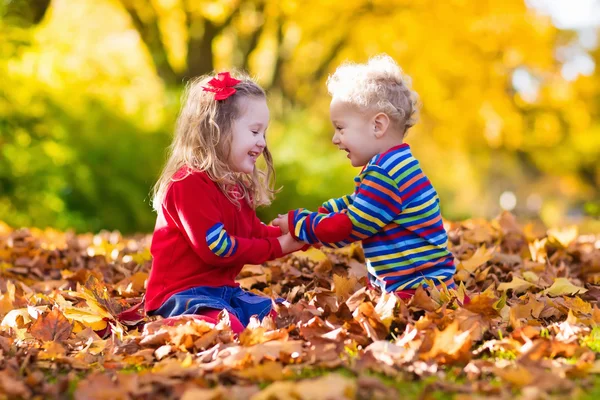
[419,321,472,364]
[333,274,358,302]
[408,285,438,312]
[353,302,389,341]
[252,373,357,400]
[29,307,73,342]
[497,276,535,294]
[542,278,588,297]
[458,246,496,274]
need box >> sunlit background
[1,0,599,233]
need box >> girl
[145,71,304,333]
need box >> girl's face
[228,96,270,174]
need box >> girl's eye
[252,131,259,135]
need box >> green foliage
[1,0,599,232]
[581,326,600,353]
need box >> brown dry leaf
[511,293,545,320]
[408,285,438,312]
[333,274,358,302]
[29,308,73,342]
[464,289,500,318]
[251,373,356,400]
[298,248,332,271]
[353,302,388,341]
[0,369,31,398]
[494,364,534,387]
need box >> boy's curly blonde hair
[326,54,420,135]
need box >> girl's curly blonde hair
[152,72,275,213]
[327,54,420,135]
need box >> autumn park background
[1,1,600,399]
[1,0,599,234]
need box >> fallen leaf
[458,246,496,273]
[497,276,534,294]
[29,308,73,342]
[542,278,588,297]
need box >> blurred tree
[0,0,598,232]
[3,0,51,26]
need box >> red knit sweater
[145,168,283,312]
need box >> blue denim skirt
[147,286,278,326]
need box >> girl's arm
[166,175,289,266]
[251,215,283,238]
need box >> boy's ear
[372,113,390,138]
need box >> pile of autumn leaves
[0,213,599,399]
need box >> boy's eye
[252,130,259,135]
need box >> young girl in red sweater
[145,71,304,333]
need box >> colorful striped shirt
[288,143,455,292]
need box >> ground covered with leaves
[0,213,600,399]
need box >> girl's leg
[199,309,245,334]
[162,309,245,333]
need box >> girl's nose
[257,135,266,148]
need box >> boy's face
[330,98,379,167]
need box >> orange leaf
[29,308,73,342]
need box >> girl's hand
[271,214,290,234]
[277,232,305,254]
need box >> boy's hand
[277,232,305,254]
[271,213,290,234]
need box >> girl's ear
[372,113,390,138]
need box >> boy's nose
[332,133,340,145]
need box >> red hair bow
[202,72,241,101]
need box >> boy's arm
[319,194,355,213]
[288,167,403,245]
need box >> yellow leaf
[563,296,592,315]
[547,226,578,248]
[522,271,540,283]
[38,341,66,360]
[300,247,328,262]
[237,360,287,381]
[542,278,587,297]
[458,246,495,273]
[63,307,109,331]
[497,276,534,294]
[494,365,534,387]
